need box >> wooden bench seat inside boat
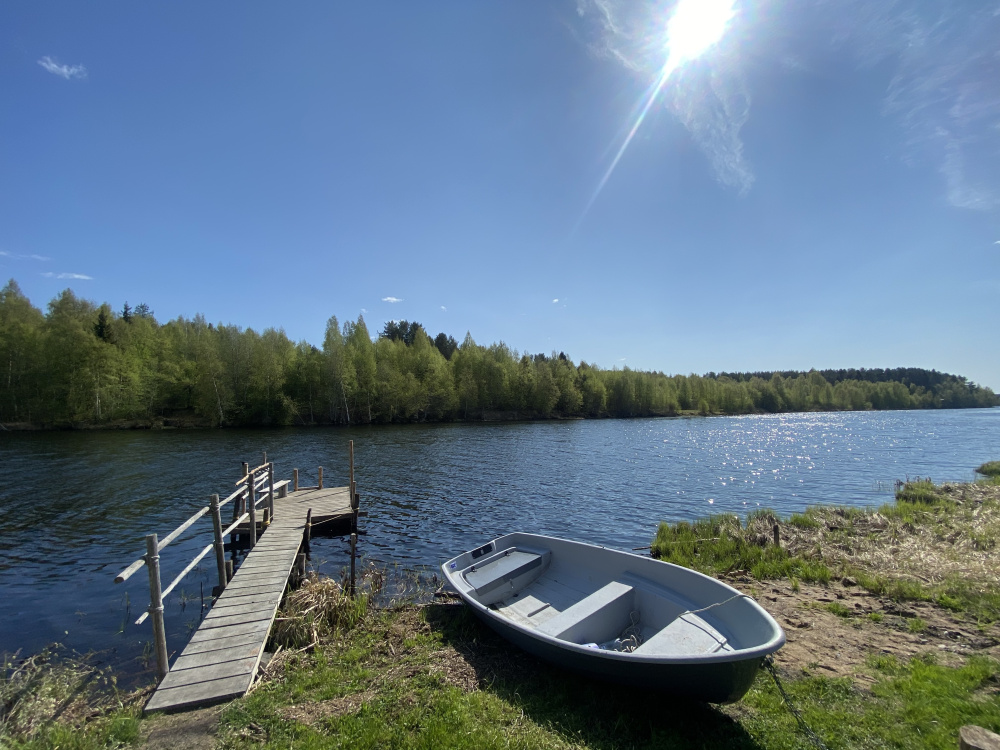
[464,549,547,599]
[536,580,635,643]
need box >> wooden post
[268,463,275,520]
[318,466,323,489]
[293,468,299,492]
[349,440,354,493]
[350,532,357,598]
[235,463,248,523]
[210,494,227,594]
[304,508,312,560]
[145,534,169,681]
[225,559,234,583]
[772,524,781,548]
[248,472,257,546]
[262,451,267,465]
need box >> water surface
[0,408,996,678]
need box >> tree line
[0,280,995,427]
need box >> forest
[0,281,996,427]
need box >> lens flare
[575,0,737,232]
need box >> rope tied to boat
[763,656,830,750]
[677,591,753,618]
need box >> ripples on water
[0,409,996,676]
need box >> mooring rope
[677,591,753,617]
[763,656,830,750]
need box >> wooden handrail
[133,486,277,624]
[114,474,273,583]
[235,462,272,486]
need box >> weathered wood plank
[145,673,253,713]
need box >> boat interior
[453,543,742,657]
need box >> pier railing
[112,457,315,680]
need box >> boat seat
[464,549,546,599]
[536,580,634,643]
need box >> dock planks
[144,486,354,714]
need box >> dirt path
[723,574,999,685]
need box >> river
[0,408,997,680]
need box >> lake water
[0,408,997,680]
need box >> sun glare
[574,0,738,234]
[665,0,737,68]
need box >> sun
[665,0,737,69]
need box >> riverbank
[5,468,999,748]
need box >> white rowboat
[442,533,785,703]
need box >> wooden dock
[143,484,355,713]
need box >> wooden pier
[115,448,361,714]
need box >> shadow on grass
[423,601,763,750]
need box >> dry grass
[0,645,141,747]
[779,480,1000,596]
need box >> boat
[441,532,785,703]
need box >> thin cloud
[38,56,87,80]
[42,272,92,280]
[552,298,559,303]
[574,0,754,194]
[382,296,403,303]
[0,251,50,261]
[440,306,447,312]
[797,0,1000,211]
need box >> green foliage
[0,281,996,427]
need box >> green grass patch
[214,602,1000,750]
[826,601,853,618]
[907,617,928,634]
[651,511,831,584]
[976,461,1000,478]
[894,478,949,506]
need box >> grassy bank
[4,472,1000,749]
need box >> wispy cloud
[440,306,447,312]
[780,0,1000,211]
[552,298,559,303]
[0,250,50,261]
[382,296,403,303]
[574,0,754,194]
[42,272,92,280]
[38,56,87,80]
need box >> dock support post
[772,524,780,548]
[318,466,323,489]
[235,462,248,523]
[145,534,169,681]
[248,473,257,546]
[268,463,275,520]
[350,532,357,598]
[210,494,227,594]
[293,469,298,492]
[225,559,234,583]
[304,508,312,560]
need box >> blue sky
[2,1,998,389]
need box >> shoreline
[0,404,995,432]
[3,470,999,748]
